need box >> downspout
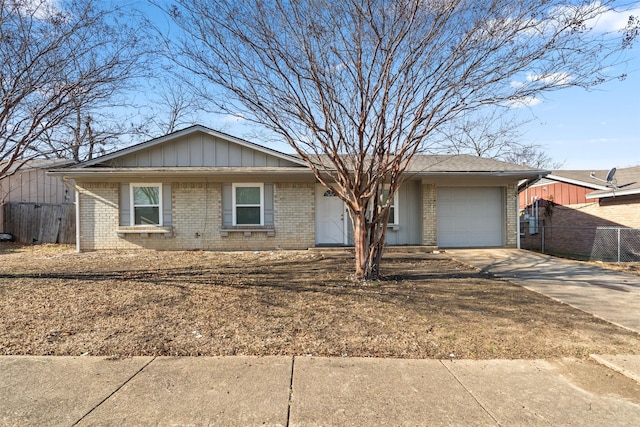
[516,187,521,249]
[75,186,80,253]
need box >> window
[232,183,264,225]
[131,184,162,226]
[379,187,399,225]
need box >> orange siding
[520,182,593,208]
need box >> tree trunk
[353,213,368,279]
[352,210,386,281]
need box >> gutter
[586,188,640,199]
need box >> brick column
[422,183,437,246]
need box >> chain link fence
[520,222,640,262]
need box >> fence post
[617,227,621,264]
[541,226,545,254]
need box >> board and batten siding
[385,180,423,245]
[0,167,73,204]
[108,133,300,168]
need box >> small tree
[0,0,149,172]
[165,0,637,279]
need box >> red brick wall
[520,196,640,259]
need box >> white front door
[315,185,346,245]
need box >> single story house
[49,125,546,252]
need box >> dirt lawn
[1,244,639,359]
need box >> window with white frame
[379,187,399,225]
[131,184,162,225]
[232,183,264,226]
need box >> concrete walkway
[447,248,640,334]
[1,355,640,426]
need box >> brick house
[519,166,640,258]
[49,125,544,252]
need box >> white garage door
[437,187,504,247]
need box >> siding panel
[120,183,130,226]
[164,141,177,166]
[189,136,203,167]
[264,183,274,226]
[163,183,172,226]
[177,142,190,166]
[241,147,254,166]
[228,144,242,166]
[222,183,232,226]
[216,140,229,166]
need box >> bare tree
[137,81,208,137]
[165,0,637,279]
[433,108,564,169]
[0,0,149,172]
[35,100,146,162]
[502,144,565,170]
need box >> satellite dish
[605,167,617,183]
[589,167,619,189]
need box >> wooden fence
[2,202,75,244]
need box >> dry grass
[1,244,639,359]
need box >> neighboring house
[1,159,76,243]
[519,166,640,259]
[0,159,75,205]
[49,125,545,252]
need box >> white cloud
[507,96,542,108]
[12,0,61,20]
[509,72,573,100]
[527,72,573,86]
[586,3,640,33]
[220,114,246,124]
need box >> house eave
[48,166,315,179]
[543,174,609,191]
[586,188,640,199]
[415,170,548,179]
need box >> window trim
[130,183,163,226]
[232,183,264,226]
[380,186,400,226]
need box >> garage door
[437,187,504,247]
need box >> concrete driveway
[447,248,640,334]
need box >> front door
[315,185,346,245]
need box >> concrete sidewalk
[1,355,640,426]
[447,248,640,334]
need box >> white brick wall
[76,180,314,251]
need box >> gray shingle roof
[407,154,541,173]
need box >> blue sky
[26,1,640,170]
[175,1,640,171]
[516,44,640,170]
[51,0,630,172]
[512,1,640,170]
[210,57,640,171]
